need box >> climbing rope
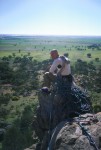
[78,119,99,150]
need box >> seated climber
[43,49,73,89]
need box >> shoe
[41,87,51,94]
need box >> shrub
[2,126,24,150]
[0,108,8,118]
[0,94,11,106]
[74,61,88,75]
[77,59,82,62]
[93,104,101,113]
[95,58,99,62]
[87,53,91,58]
[2,106,34,150]
[0,62,13,83]
[12,96,19,101]
[20,105,33,130]
[64,53,69,57]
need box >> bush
[95,58,99,62]
[64,53,69,57]
[20,105,33,130]
[93,104,101,113]
[74,61,88,75]
[0,108,9,118]
[87,53,91,58]
[0,94,11,106]
[12,96,19,101]
[2,106,34,150]
[0,62,13,83]
[2,126,25,150]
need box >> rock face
[29,83,101,150]
[48,113,101,150]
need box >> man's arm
[49,58,62,74]
[49,62,57,74]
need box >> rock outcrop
[26,83,101,150]
[47,113,101,150]
[27,113,101,150]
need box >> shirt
[49,57,71,76]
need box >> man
[43,49,73,89]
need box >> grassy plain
[0,35,101,63]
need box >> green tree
[20,105,33,130]
[2,106,34,150]
[0,62,13,83]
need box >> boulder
[48,113,101,150]
[27,112,101,150]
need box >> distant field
[0,35,101,64]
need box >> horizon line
[0,34,101,37]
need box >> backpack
[59,56,70,65]
[58,56,70,75]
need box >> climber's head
[50,49,59,60]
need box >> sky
[0,0,101,36]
